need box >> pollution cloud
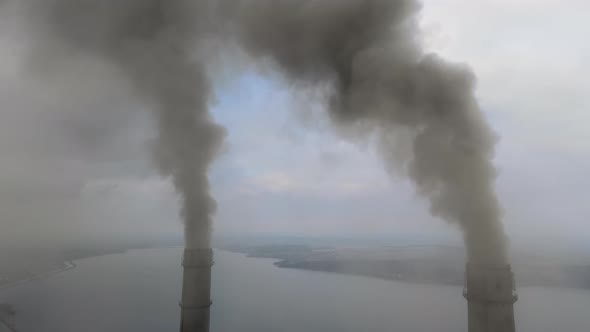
[227,0,507,265]
[7,0,507,264]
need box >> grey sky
[0,0,588,248]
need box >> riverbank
[0,260,79,331]
[0,261,77,291]
[0,243,179,292]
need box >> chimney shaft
[463,263,518,332]
[180,248,213,332]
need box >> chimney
[180,248,213,332]
[463,263,518,332]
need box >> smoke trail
[230,0,507,265]
[20,0,224,249]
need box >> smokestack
[180,248,213,332]
[463,263,518,332]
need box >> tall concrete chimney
[180,249,213,332]
[463,263,518,332]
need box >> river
[0,248,588,332]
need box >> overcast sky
[0,0,588,249]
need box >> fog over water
[1,248,589,332]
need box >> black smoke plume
[18,0,224,249]
[229,0,507,265]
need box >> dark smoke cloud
[229,0,507,265]
[17,0,224,249]
[11,0,508,263]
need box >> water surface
[0,248,588,332]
